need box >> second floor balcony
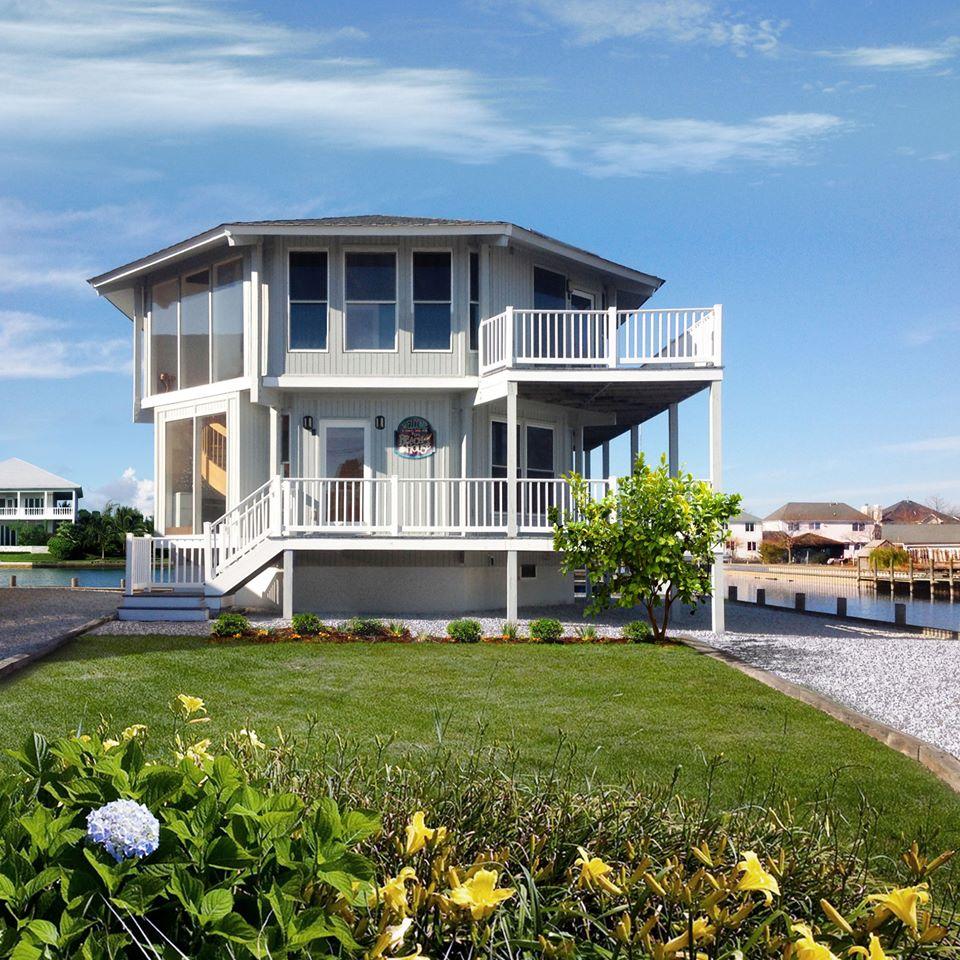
[479,305,721,376]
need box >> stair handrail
[207,477,279,578]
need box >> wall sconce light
[302,415,315,433]
[375,415,386,430]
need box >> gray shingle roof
[764,502,873,523]
[0,457,81,492]
[730,511,762,524]
[881,523,960,545]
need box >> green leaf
[25,920,58,947]
[209,912,259,944]
[10,939,42,960]
[199,888,234,926]
[205,834,253,869]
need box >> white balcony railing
[0,505,75,520]
[479,305,721,375]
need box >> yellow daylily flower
[239,728,265,748]
[102,738,120,751]
[574,846,622,895]
[869,884,929,929]
[378,867,417,916]
[849,934,888,960]
[663,916,714,954]
[369,917,428,959]
[121,724,147,741]
[176,694,206,716]
[404,811,447,856]
[736,851,780,904]
[792,923,841,960]
[181,738,214,766]
[447,868,516,920]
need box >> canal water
[726,569,960,632]
[0,567,122,589]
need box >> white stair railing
[207,477,277,578]
[125,533,206,593]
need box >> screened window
[151,278,179,393]
[345,252,396,350]
[526,425,554,479]
[533,267,566,310]
[212,260,244,380]
[469,252,480,351]
[180,269,211,389]
[289,251,328,350]
[413,251,452,350]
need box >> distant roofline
[87,216,665,297]
[0,457,83,495]
[764,501,874,523]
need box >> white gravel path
[86,601,960,759]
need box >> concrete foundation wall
[289,550,572,615]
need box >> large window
[149,258,244,395]
[164,418,194,534]
[345,251,396,350]
[413,251,452,350]
[164,413,228,534]
[490,422,553,478]
[533,266,566,309]
[288,251,328,350]
[525,425,554,479]
[469,252,480,351]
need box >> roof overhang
[87,220,665,320]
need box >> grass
[2,633,959,851]
[0,553,124,567]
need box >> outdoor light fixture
[302,415,314,433]
[375,415,386,430]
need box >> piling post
[756,588,766,606]
[9,575,15,587]
[837,596,847,617]
[894,602,906,626]
[70,576,79,589]
[727,585,738,601]
[795,592,805,611]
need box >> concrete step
[122,594,206,609]
[118,606,209,622]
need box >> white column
[71,489,77,521]
[584,445,592,480]
[668,403,679,477]
[506,380,518,538]
[629,424,640,473]
[460,399,471,534]
[506,549,518,622]
[282,549,294,620]
[601,440,610,479]
[575,426,584,475]
[709,380,724,633]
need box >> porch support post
[584,446,592,480]
[460,398,471,535]
[71,488,77,522]
[575,426,584,475]
[709,381,724,633]
[668,403,679,477]
[601,440,610,480]
[506,380,518,538]
[506,549,518,622]
[282,549,294,620]
[629,424,640,474]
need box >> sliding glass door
[164,413,228,535]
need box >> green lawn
[2,634,958,850]
[0,554,124,567]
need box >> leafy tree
[47,521,82,561]
[6,522,51,546]
[760,539,790,564]
[551,454,741,642]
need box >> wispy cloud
[0,311,128,378]
[903,317,960,346]
[84,467,155,515]
[881,436,960,455]
[0,0,843,182]
[821,39,959,71]
[513,0,786,52]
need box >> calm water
[0,567,123,588]
[726,569,960,632]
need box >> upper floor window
[288,251,328,350]
[413,251,452,351]
[809,521,821,530]
[745,522,755,532]
[149,258,243,394]
[534,266,566,310]
[345,251,396,350]
[469,252,480,351]
[852,522,866,532]
[787,522,800,532]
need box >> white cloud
[514,0,785,51]
[821,40,959,70]
[0,311,128,378]
[0,0,843,181]
[882,436,960,455]
[84,467,154,516]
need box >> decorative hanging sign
[394,416,436,460]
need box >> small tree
[552,455,741,642]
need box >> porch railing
[126,534,206,592]
[479,305,721,375]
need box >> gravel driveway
[0,587,119,662]
[87,599,960,759]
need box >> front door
[320,421,369,524]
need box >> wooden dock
[856,555,959,595]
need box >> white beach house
[89,216,725,625]
[0,458,82,547]
[726,511,762,561]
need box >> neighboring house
[880,523,960,561]
[726,511,762,560]
[880,499,957,524]
[89,216,725,625]
[0,458,82,547]
[763,502,874,560]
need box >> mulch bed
[209,627,645,646]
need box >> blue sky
[0,0,957,516]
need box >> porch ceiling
[518,378,710,431]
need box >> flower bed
[1,693,956,958]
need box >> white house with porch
[0,458,82,547]
[89,216,725,626]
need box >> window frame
[287,247,330,354]
[411,247,454,353]
[342,247,399,353]
[490,416,556,478]
[532,263,568,311]
[468,250,480,352]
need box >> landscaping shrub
[575,623,598,640]
[341,616,386,638]
[871,545,911,570]
[622,618,654,642]
[5,702,954,959]
[530,617,563,643]
[385,620,410,639]
[446,618,482,643]
[500,620,522,641]
[760,540,789,564]
[211,611,251,637]
[47,523,81,561]
[291,612,325,635]
[14,523,51,546]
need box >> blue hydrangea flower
[86,799,160,862]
